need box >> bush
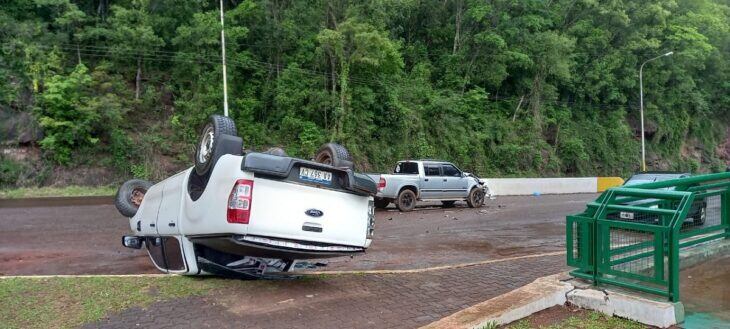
[0,157,23,187]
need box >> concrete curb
[483,177,623,196]
[421,273,685,329]
[421,272,573,329]
[566,286,684,328]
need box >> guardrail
[566,172,730,301]
[483,177,624,196]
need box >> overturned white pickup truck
[115,115,376,278]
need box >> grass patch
[506,308,646,329]
[0,185,116,199]
[0,276,228,329]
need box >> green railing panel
[565,172,730,302]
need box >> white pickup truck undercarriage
[116,115,376,278]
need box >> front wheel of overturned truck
[115,179,153,217]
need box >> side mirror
[122,236,143,249]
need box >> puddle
[683,312,730,329]
[680,253,730,328]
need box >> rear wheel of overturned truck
[194,114,238,176]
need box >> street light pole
[639,51,673,172]
[219,0,229,117]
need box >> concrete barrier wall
[482,177,623,196]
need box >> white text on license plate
[299,167,332,184]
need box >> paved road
[84,254,566,329]
[0,194,596,275]
[1,194,593,329]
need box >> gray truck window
[425,165,440,176]
[394,162,419,175]
[442,164,461,177]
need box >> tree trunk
[452,0,463,55]
[335,61,350,140]
[512,95,525,122]
[135,56,142,100]
[529,67,546,131]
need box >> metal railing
[567,172,730,301]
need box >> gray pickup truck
[367,160,491,211]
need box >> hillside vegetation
[1,0,729,187]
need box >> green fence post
[720,188,730,239]
[669,226,680,302]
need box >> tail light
[227,179,253,224]
[367,199,375,238]
[378,177,386,191]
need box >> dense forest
[1,0,729,187]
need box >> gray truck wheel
[396,189,416,212]
[195,115,237,176]
[115,179,153,217]
[314,143,353,169]
[466,188,485,208]
[374,198,390,209]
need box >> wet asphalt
[0,194,597,275]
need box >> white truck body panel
[127,153,374,275]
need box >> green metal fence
[567,172,730,301]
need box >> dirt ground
[0,194,596,275]
[681,253,730,326]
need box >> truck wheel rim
[402,193,413,208]
[198,126,215,164]
[130,188,146,207]
[316,153,332,165]
[474,191,484,205]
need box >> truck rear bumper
[189,234,365,259]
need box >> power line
[7,42,637,110]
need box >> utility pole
[639,51,673,171]
[219,0,229,117]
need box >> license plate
[299,167,332,185]
[619,212,634,220]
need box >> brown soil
[680,254,730,321]
[0,194,594,275]
[504,304,588,328]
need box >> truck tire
[195,115,237,176]
[264,147,287,157]
[314,143,353,169]
[374,198,390,209]
[396,189,416,212]
[466,188,485,208]
[441,201,456,208]
[115,179,153,217]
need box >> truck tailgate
[247,177,370,247]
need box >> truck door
[441,164,468,199]
[420,164,444,199]
[156,172,185,236]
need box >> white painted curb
[482,177,623,196]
